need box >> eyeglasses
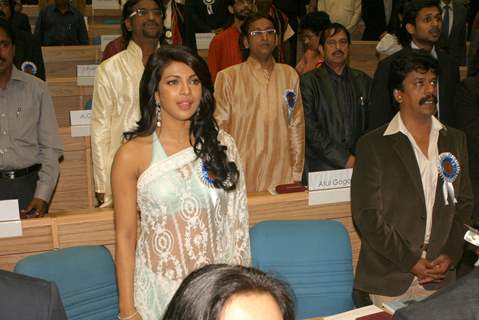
[129,7,163,18]
[248,29,277,37]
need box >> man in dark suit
[300,23,371,184]
[368,0,459,130]
[352,49,473,307]
[361,0,401,40]
[0,269,67,319]
[436,0,467,66]
[393,267,479,319]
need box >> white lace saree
[133,130,251,319]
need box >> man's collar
[10,66,28,82]
[384,112,444,136]
[323,62,348,78]
[53,4,73,13]
[440,1,454,10]
[246,55,275,70]
[411,41,438,59]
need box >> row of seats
[14,220,353,320]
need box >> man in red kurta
[207,0,254,82]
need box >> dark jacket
[368,47,459,130]
[300,65,371,181]
[352,125,473,295]
[14,27,46,80]
[361,0,401,40]
[0,270,67,320]
[436,0,467,66]
[393,267,479,320]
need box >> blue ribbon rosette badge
[438,152,460,205]
[283,89,297,125]
[21,61,37,75]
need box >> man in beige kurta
[214,14,304,193]
[91,0,163,207]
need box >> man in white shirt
[91,0,162,207]
[352,49,472,307]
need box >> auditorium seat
[250,220,354,319]
[14,245,118,320]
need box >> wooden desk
[0,193,359,272]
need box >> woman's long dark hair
[162,264,296,320]
[125,45,239,191]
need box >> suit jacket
[0,270,67,320]
[437,0,467,66]
[361,0,401,40]
[368,47,459,130]
[393,267,479,320]
[300,65,371,181]
[352,123,473,296]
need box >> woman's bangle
[117,311,138,320]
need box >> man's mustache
[333,49,344,56]
[419,95,438,105]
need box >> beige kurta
[91,41,144,206]
[214,57,304,192]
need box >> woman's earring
[156,102,161,127]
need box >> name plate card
[100,35,121,51]
[70,110,92,137]
[308,169,352,206]
[195,33,215,50]
[77,65,98,86]
[308,168,352,191]
[92,0,120,10]
[0,200,22,238]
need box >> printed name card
[77,65,98,86]
[195,33,215,50]
[308,168,352,191]
[308,169,352,206]
[0,200,22,238]
[92,0,120,10]
[70,110,92,137]
[101,35,121,51]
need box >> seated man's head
[122,0,163,45]
[389,49,439,121]
[162,264,295,320]
[401,0,442,50]
[241,13,278,61]
[319,23,351,72]
[0,0,13,21]
[300,11,330,52]
[0,18,14,76]
[228,0,255,22]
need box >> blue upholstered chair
[250,220,354,319]
[14,245,118,320]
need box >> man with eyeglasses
[300,23,371,185]
[91,0,163,207]
[34,0,89,46]
[207,0,255,81]
[368,0,460,130]
[214,13,304,193]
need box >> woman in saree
[112,46,251,320]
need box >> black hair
[162,264,296,320]
[240,12,279,60]
[399,0,441,46]
[299,11,331,36]
[121,0,164,46]
[125,46,239,191]
[319,22,351,46]
[389,49,439,110]
[0,16,15,45]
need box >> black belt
[0,164,41,180]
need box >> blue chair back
[15,245,118,320]
[250,220,354,319]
